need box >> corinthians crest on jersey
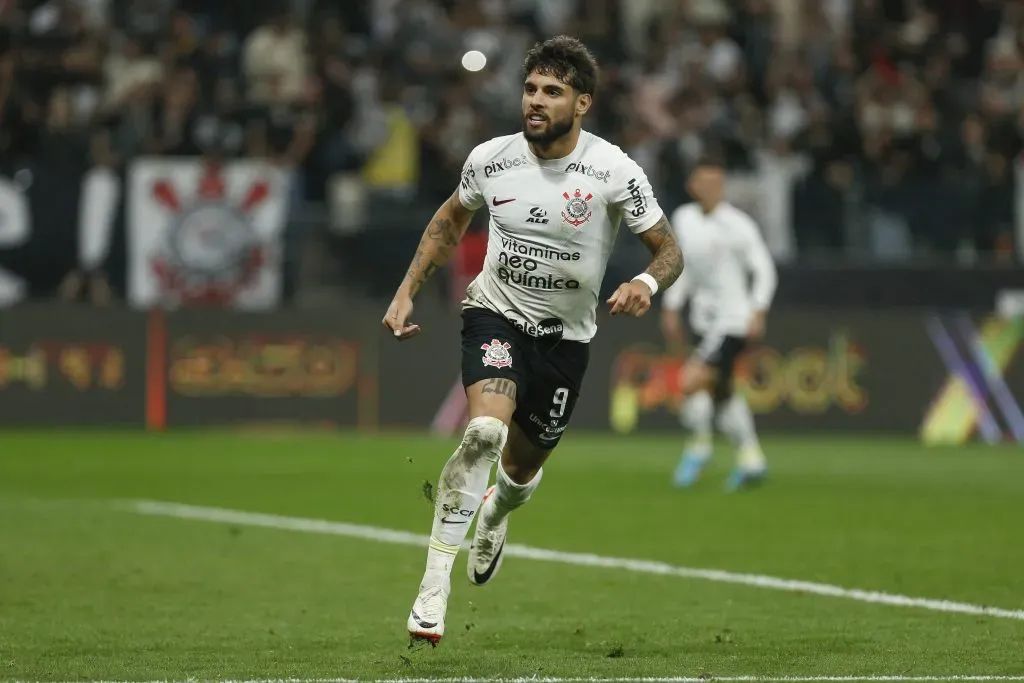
[561,188,593,227]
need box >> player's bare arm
[638,217,684,291]
[383,191,476,340]
[608,216,684,317]
[403,191,475,297]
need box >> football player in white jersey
[660,156,777,492]
[382,36,683,646]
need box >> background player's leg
[409,378,516,644]
[673,358,716,488]
[680,390,714,445]
[713,366,767,492]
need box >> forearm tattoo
[403,202,463,296]
[638,217,684,290]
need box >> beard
[522,113,574,147]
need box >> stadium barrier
[1,302,1022,441]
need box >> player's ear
[575,93,592,117]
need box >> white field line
[125,500,1024,622]
[16,677,1024,683]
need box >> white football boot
[407,579,449,646]
[467,486,508,586]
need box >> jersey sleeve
[736,212,777,311]
[611,154,664,234]
[457,146,485,211]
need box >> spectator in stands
[242,6,308,106]
[310,14,358,175]
[3,0,1024,310]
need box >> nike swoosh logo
[440,518,468,524]
[412,610,437,629]
[472,539,505,584]
[492,197,515,206]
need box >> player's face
[688,165,724,206]
[522,70,588,146]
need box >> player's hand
[607,280,652,317]
[382,292,421,340]
[747,310,767,341]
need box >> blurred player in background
[382,36,683,646]
[660,156,776,492]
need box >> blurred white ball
[461,50,487,72]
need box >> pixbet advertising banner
[127,159,289,309]
[2,304,1022,440]
[573,308,1024,441]
[572,309,954,435]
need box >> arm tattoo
[638,216,684,291]
[480,378,517,401]
[402,196,467,297]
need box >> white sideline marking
[126,500,1024,622]
[19,676,1024,683]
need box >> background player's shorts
[692,333,747,401]
[460,307,588,449]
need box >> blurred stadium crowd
[0,0,1021,269]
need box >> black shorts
[693,333,747,401]
[460,307,589,449]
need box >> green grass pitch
[0,430,1022,681]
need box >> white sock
[716,394,764,467]
[482,463,543,527]
[423,416,506,585]
[680,390,714,452]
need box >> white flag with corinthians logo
[128,158,290,309]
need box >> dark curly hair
[523,36,599,96]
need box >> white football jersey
[458,131,664,342]
[661,201,777,338]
